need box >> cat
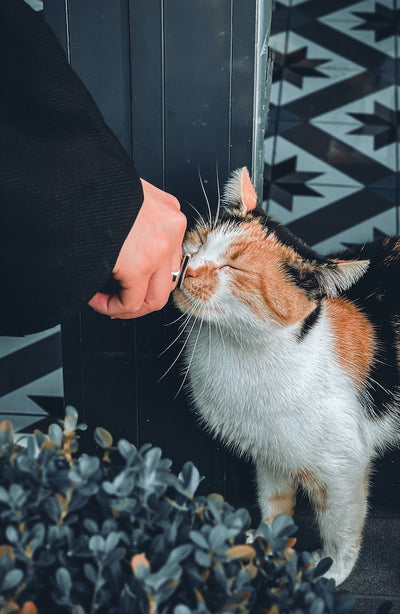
[173,166,400,586]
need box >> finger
[88,292,113,315]
[171,250,185,289]
[141,179,182,211]
[88,266,173,319]
[131,267,173,318]
[88,273,150,317]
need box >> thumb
[88,292,114,315]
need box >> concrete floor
[295,505,400,613]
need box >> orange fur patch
[227,221,316,325]
[184,264,219,302]
[296,469,328,512]
[267,490,296,524]
[324,297,376,387]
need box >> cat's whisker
[174,317,204,400]
[213,163,222,229]
[206,306,212,370]
[185,200,208,230]
[214,315,226,355]
[159,312,194,356]
[220,310,242,344]
[158,315,197,382]
[367,375,392,396]
[164,310,189,327]
[198,168,213,228]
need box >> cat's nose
[184,267,197,278]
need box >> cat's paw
[311,549,357,586]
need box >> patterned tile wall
[0,328,64,435]
[264,0,399,254]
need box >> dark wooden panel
[45,0,270,509]
[44,0,69,56]
[129,0,164,186]
[66,0,132,153]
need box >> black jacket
[0,0,143,335]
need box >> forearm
[0,0,143,334]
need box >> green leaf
[179,462,201,497]
[255,522,271,542]
[84,563,97,584]
[118,439,136,461]
[79,454,100,477]
[229,508,250,531]
[83,518,99,534]
[314,556,333,578]
[33,429,47,447]
[209,525,230,549]
[89,535,105,553]
[189,531,209,550]
[194,550,211,567]
[310,597,325,614]
[167,545,193,566]
[44,497,61,524]
[9,484,26,507]
[143,447,162,474]
[5,525,19,544]
[48,424,63,447]
[105,532,120,553]
[94,427,113,449]
[64,407,78,432]
[271,514,297,539]
[56,567,72,597]
[0,487,9,504]
[1,568,23,592]
[65,406,78,421]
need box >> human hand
[88,179,187,318]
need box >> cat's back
[335,237,400,310]
[331,237,400,423]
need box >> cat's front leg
[256,462,297,524]
[304,464,370,586]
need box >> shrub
[0,408,381,613]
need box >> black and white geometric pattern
[0,327,63,435]
[264,0,399,255]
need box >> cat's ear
[222,167,257,215]
[315,259,369,297]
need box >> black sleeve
[0,0,144,335]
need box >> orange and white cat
[174,167,400,586]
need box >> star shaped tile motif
[352,3,400,42]
[347,102,400,150]
[272,46,330,89]
[264,156,323,210]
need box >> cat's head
[174,167,369,328]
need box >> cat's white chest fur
[184,307,367,471]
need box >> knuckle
[168,194,181,210]
[176,211,187,232]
